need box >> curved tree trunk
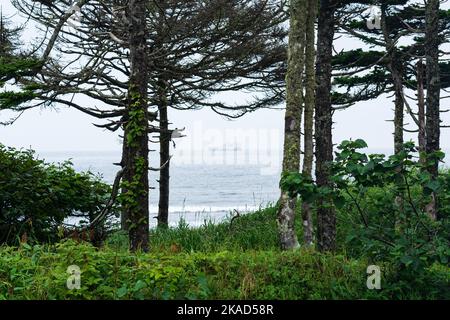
[301,0,317,247]
[277,0,307,250]
[315,0,336,252]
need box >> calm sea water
[38,148,449,227]
[38,151,281,227]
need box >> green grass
[107,206,298,252]
[1,207,448,300]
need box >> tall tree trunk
[158,77,170,228]
[154,0,170,228]
[315,0,336,252]
[417,59,426,164]
[392,69,404,154]
[123,0,150,252]
[425,0,440,220]
[301,0,317,247]
[390,64,405,156]
[277,0,307,250]
[381,7,404,154]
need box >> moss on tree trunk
[277,0,307,250]
[122,0,150,252]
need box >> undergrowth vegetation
[0,145,115,245]
[0,239,434,300]
[0,142,448,300]
[0,206,448,300]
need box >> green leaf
[133,280,146,292]
[117,286,128,298]
[354,139,368,149]
[425,180,441,193]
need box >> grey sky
[0,1,449,158]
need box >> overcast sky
[1,1,449,158]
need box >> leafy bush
[1,208,447,300]
[281,140,450,298]
[3,240,447,300]
[0,144,115,245]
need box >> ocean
[38,147,449,228]
[38,150,282,228]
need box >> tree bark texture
[301,0,317,247]
[425,0,440,220]
[277,0,307,250]
[158,77,170,228]
[417,59,426,164]
[381,6,404,154]
[315,0,336,252]
[123,0,150,252]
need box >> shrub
[1,211,448,300]
[2,240,441,300]
[281,140,450,299]
[0,144,115,245]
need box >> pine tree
[9,0,288,244]
[334,1,450,156]
[0,12,41,125]
[147,0,287,227]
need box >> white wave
[148,205,263,214]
